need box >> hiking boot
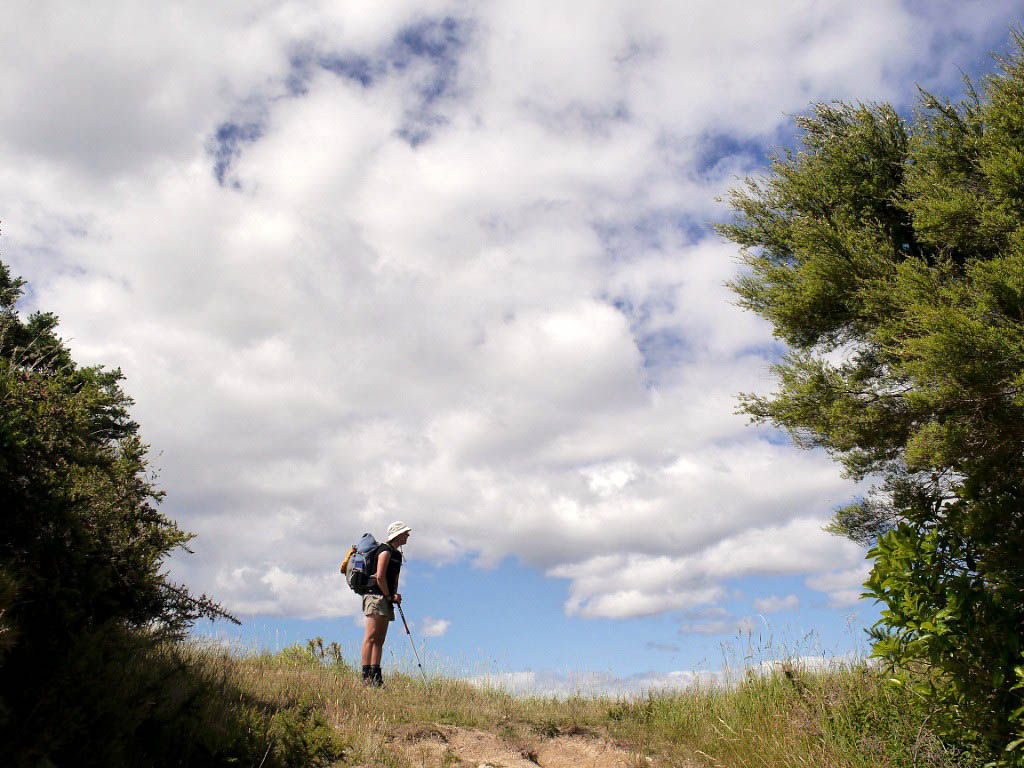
[369,665,383,687]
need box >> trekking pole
[396,602,428,683]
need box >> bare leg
[371,618,389,665]
[362,615,389,666]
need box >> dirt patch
[535,733,646,768]
[394,723,451,743]
[391,725,659,768]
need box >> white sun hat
[386,520,412,542]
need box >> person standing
[360,521,411,686]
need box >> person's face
[394,531,410,546]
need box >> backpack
[340,533,383,595]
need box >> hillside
[170,638,974,768]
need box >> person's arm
[375,550,391,598]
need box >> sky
[2,1,1021,695]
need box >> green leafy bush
[0,258,257,764]
[267,704,347,768]
[867,522,1024,763]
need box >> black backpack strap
[370,543,394,568]
[363,543,390,590]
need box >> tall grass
[180,638,977,768]
[24,631,972,767]
[605,662,973,768]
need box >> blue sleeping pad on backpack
[346,533,381,594]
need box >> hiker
[360,520,411,686]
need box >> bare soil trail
[373,723,700,768]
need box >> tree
[718,34,1024,763]
[0,253,236,761]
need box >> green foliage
[0,255,238,763]
[866,522,1024,764]
[267,704,347,768]
[1,631,346,768]
[0,255,347,766]
[274,637,351,672]
[0,567,17,664]
[718,32,1024,762]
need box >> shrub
[0,258,238,762]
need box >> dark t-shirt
[369,543,403,595]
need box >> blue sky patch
[694,132,774,179]
[318,53,382,88]
[191,558,878,689]
[388,17,470,143]
[311,16,471,146]
[213,15,472,184]
[207,120,264,187]
[309,15,469,101]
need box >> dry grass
[176,639,978,768]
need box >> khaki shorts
[362,594,394,621]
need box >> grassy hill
[155,638,975,768]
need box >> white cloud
[806,563,873,608]
[752,594,800,614]
[551,518,863,618]
[470,653,868,697]
[212,563,361,619]
[470,667,722,698]
[421,617,451,638]
[1,1,1017,619]
[678,617,754,636]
